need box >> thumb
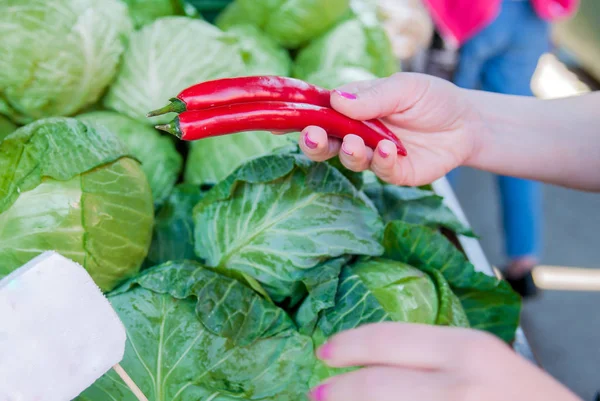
[330,73,434,121]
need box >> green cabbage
[216,0,351,48]
[293,15,398,80]
[104,17,246,125]
[77,111,183,206]
[0,115,17,142]
[0,0,132,123]
[225,24,292,76]
[0,118,154,292]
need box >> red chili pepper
[147,76,332,116]
[156,101,407,156]
[148,76,407,155]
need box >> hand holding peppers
[300,73,481,186]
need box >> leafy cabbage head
[0,0,132,123]
[0,118,154,291]
[104,17,247,125]
[216,0,351,48]
[293,15,398,80]
[76,111,183,206]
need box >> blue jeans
[447,0,549,260]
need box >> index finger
[316,323,510,371]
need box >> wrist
[459,88,495,170]
[459,89,545,173]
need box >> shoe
[505,271,538,298]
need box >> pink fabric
[531,0,579,20]
[422,0,579,46]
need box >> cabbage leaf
[193,154,384,302]
[77,111,183,205]
[0,115,17,142]
[364,182,475,236]
[146,184,206,267]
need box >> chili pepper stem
[155,118,182,138]
[146,98,186,117]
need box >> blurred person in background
[420,0,579,297]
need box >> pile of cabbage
[0,1,521,400]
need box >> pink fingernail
[316,343,333,360]
[334,90,357,100]
[304,132,318,149]
[309,384,328,401]
[341,143,354,156]
[378,146,390,158]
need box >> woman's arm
[298,73,599,191]
[465,90,600,191]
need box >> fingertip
[339,135,371,172]
[308,383,329,401]
[305,125,328,144]
[341,141,354,156]
[316,342,334,361]
[376,140,397,160]
[299,126,341,162]
[341,134,364,155]
[300,126,327,151]
[370,141,399,183]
